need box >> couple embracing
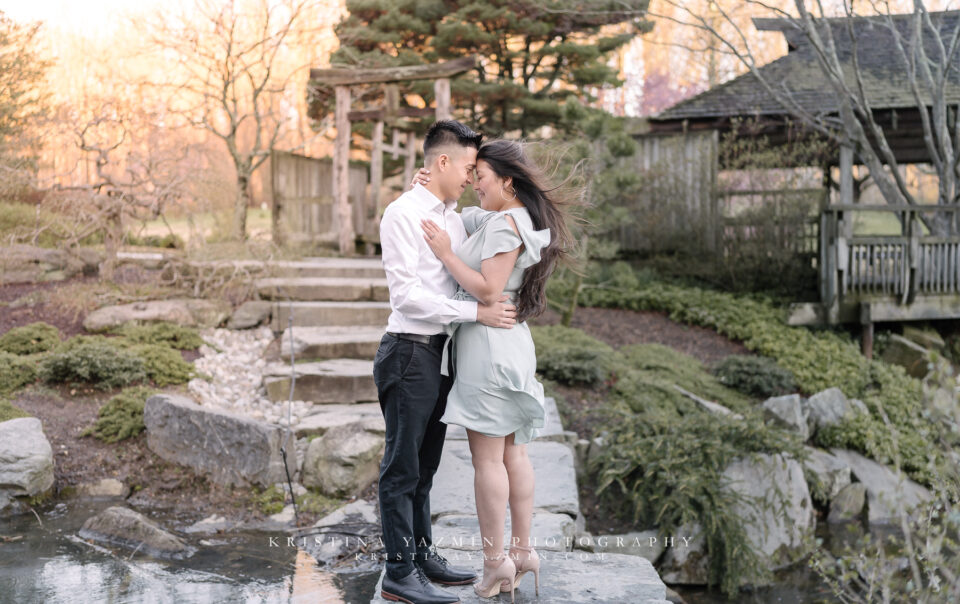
[374,120,574,604]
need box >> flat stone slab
[256,277,389,302]
[83,298,231,332]
[445,397,563,442]
[432,512,576,552]
[191,258,386,279]
[370,549,668,603]
[431,440,579,519]
[280,326,384,360]
[263,359,376,404]
[270,301,391,330]
[294,403,385,437]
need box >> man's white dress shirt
[380,183,478,335]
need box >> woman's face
[474,160,510,211]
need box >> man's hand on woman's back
[477,294,517,328]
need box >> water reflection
[0,502,380,604]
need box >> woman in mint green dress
[419,139,574,600]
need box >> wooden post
[404,131,417,189]
[840,144,854,240]
[434,78,451,120]
[860,303,873,359]
[334,85,354,256]
[368,120,384,256]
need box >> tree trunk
[234,172,252,241]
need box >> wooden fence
[270,150,371,248]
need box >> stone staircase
[252,256,668,603]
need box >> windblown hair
[477,139,578,323]
[423,120,482,162]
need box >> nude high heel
[474,553,516,602]
[503,544,540,596]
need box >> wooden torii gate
[308,55,478,255]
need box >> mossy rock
[38,340,146,389]
[0,351,38,394]
[0,322,61,355]
[81,386,155,443]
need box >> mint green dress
[440,206,551,444]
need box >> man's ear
[436,153,449,171]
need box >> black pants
[373,333,452,580]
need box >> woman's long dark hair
[477,140,578,323]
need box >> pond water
[1,501,894,604]
[0,501,380,604]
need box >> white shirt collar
[412,183,457,212]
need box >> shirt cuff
[454,300,479,323]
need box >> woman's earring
[500,184,517,201]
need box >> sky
[1,0,167,33]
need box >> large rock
[227,300,272,330]
[0,418,54,502]
[658,523,709,585]
[723,453,814,574]
[78,506,194,559]
[83,298,231,332]
[828,482,866,523]
[371,549,668,604]
[802,447,852,504]
[881,334,931,378]
[802,387,868,435]
[0,245,94,284]
[301,422,383,497]
[301,499,382,568]
[430,440,580,519]
[143,394,297,487]
[829,449,932,525]
[762,394,809,440]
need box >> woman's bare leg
[467,429,509,563]
[503,432,535,560]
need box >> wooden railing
[822,204,960,310]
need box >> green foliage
[323,0,650,137]
[38,341,146,389]
[296,490,341,516]
[112,323,204,350]
[0,398,30,422]
[252,484,286,515]
[565,268,943,487]
[129,344,195,386]
[81,386,156,443]
[0,322,60,355]
[530,325,615,385]
[0,351,38,394]
[711,354,797,399]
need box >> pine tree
[315,0,650,137]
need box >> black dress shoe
[417,547,478,585]
[381,566,461,604]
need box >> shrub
[0,201,102,247]
[530,325,615,385]
[113,323,204,350]
[0,399,30,422]
[125,232,184,249]
[81,386,155,443]
[38,341,146,389]
[0,351,38,394]
[252,485,286,515]
[130,344,194,386]
[711,354,797,399]
[0,322,61,355]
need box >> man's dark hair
[423,120,482,161]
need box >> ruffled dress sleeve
[497,209,552,270]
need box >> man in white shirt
[376,120,516,604]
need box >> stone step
[270,301,392,330]
[293,402,385,437]
[370,550,668,603]
[192,258,386,279]
[280,326,385,360]
[255,277,389,302]
[263,359,376,404]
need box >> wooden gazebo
[647,11,960,355]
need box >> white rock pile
[187,326,312,426]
